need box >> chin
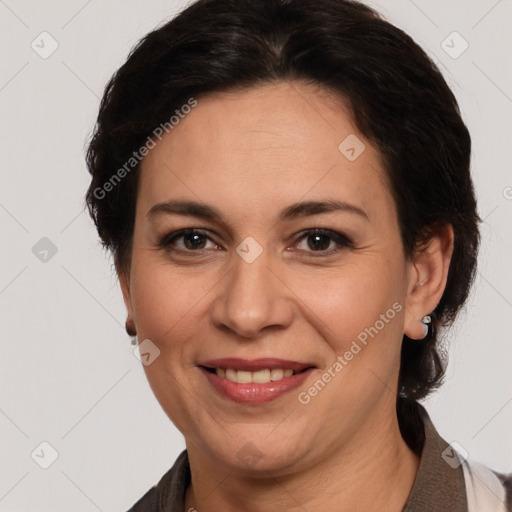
[203,430,308,474]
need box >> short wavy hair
[85,0,480,431]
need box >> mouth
[198,357,316,403]
[201,366,311,383]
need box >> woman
[85,0,511,510]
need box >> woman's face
[121,81,422,473]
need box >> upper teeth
[215,368,295,383]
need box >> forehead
[138,81,393,226]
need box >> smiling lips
[199,357,315,403]
[215,367,294,384]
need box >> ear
[118,266,136,333]
[404,224,454,340]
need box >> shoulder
[126,449,190,512]
[127,486,159,512]
[402,402,511,511]
[461,460,512,511]
[490,468,512,511]
[499,471,512,511]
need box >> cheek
[292,258,404,349]
[128,250,255,431]
[128,258,217,432]
[129,257,215,355]
[294,262,406,407]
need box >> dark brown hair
[85,0,480,434]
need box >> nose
[210,246,294,338]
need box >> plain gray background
[1,0,511,510]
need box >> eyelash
[158,228,353,257]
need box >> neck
[185,407,420,512]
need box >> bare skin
[120,81,454,511]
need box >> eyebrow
[146,199,369,223]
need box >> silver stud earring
[420,315,431,338]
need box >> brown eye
[295,228,352,255]
[182,232,207,250]
[160,229,217,252]
[306,233,332,251]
